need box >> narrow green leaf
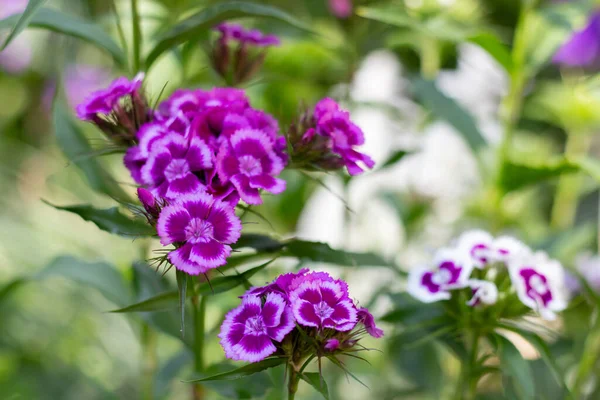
[53,103,130,202]
[0,8,126,66]
[111,259,275,313]
[232,234,284,252]
[468,32,513,73]
[176,270,187,338]
[379,150,409,171]
[356,6,416,30]
[412,78,486,152]
[283,239,392,268]
[499,156,600,193]
[110,290,179,313]
[1,0,46,50]
[493,333,535,399]
[186,357,286,382]
[301,373,329,400]
[505,326,566,391]
[145,1,313,68]
[43,201,154,237]
[37,256,132,306]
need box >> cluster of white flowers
[408,230,569,320]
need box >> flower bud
[136,187,162,225]
[210,23,280,86]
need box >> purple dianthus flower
[289,98,374,175]
[76,73,144,120]
[289,277,357,331]
[219,293,295,362]
[156,192,242,275]
[141,133,213,199]
[216,128,287,205]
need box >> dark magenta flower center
[244,316,266,335]
[185,218,214,243]
[314,301,334,320]
[165,158,191,181]
[238,155,262,176]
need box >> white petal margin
[492,235,531,263]
[466,279,498,306]
[508,251,568,321]
[456,229,494,269]
[407,265,451,303]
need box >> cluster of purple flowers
[408,230,569,320]
[219,269,383,363]
[75,24,374,277]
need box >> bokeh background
[2,0,600,399]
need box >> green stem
[111,0,129,70]
[493,0,534,229]
[131,0,142,72]
[420,36,440,79]
[192,294,207,400]
[141,323,157,400]
[550,132,592,230]
[572,313,600,398]
[288,363,300,400]
[453,330,480,400]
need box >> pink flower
[219,293,295,362]
[289,98,374,175]
[156,192,242,275]
[141,133,213,200]
[76,73,144,120]
[289,276,357,331]
[357,307,384,338]
[216,129,287,205]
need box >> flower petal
[206,202,242,244]
[156,205,190,245]
[231,334,276,362]
[266,305,295,342]
[188,241,231,269]
[168,243,205,275]
[231,174,262,205]
[166,173,203,198]
[261,292,286,328]
[292,299,320,328]
[248,175,286,194]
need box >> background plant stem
[131,0,142,72]
[420,36,440,79]
[551,132,592,230]
[192,294,206,400]
[141,323,156,400]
